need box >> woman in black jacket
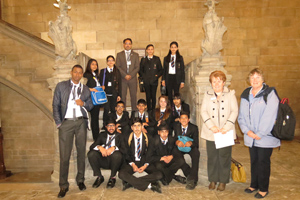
[162,41,185,105]
[84,59,101,141]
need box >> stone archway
[0,77,54,172]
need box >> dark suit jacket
[107,111,130,127]
[116,50,140,79]
[152,108,172,128]
[52,79,94,126]
[122,133,153,165]
[83,72,98,88]
[174,122,199,149]
[130,111,155,127]
[89,131,122,151]
[139,55,163,85]
[151,135,182,163]
[171,102,190,120]
[99,67,122,97]
[162,55,185,85]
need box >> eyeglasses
[116,105,124,108]
[106,125,115,128]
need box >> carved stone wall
[2,1,300,134]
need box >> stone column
[47,0,78,183]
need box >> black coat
[99,67,122,97]
[122,133,153,165]
[162,55,185,85]
[83,72,99,88]
[89,131,122,151]
[107,111,130,128]
[139,55,163,85]
[151,135,182,163]
[171,102,190,121]
[130,111,156,127]
[173,122,199,149]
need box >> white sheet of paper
[214,130,235,149]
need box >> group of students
[54,36,278,199]
[87,99,200,194]
[83,38,185,141]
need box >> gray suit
[116,50,140,111]
[53,79,94,189]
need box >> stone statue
[48,0,77,60]
[201,0,227,58]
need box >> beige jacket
[200,86,238,141]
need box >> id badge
[108,82,112,86]
[153,64,157,69]
[127,61,131,65]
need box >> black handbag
[161,84,166,95]
[138,76,145,93]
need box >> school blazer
[139,55,163,85]
[173,122,199,149]
[162,55,185,85]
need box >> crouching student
[87,119,123,189]
[107,101,130,136]
[174,111,200,190]
[131,99,156,137]
[118,118,163,193]
[152,121,185,186]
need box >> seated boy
[107,101,130,136]
[87,119,123,189]
[174,111,200,190]
[152,121,185,185]
[131,99,155,137]
[118,117,163,193]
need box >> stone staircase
[0,19,56,119]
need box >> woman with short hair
[200,70,238,191]
[238,68,280,199]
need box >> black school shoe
[173,175,187,184]
[107,177,116,188]
[186,180,197,190]
[78,182,86,191]
[57,187,68,198]
[122,181,133,191]
[92,176,104,188]
[150,181,162,193]
[255,192,269,199]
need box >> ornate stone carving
[48,0,77,60]
[201,0,227,59]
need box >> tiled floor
[0,139,299,200]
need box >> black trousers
[179,147,200,182]
[166,74,180,104]
[249,146,273,192]
[206,140,232,183]
[103,95,117,127]
[58,119,87,189]
[90,104,101,141]
[118,162,163,191]
[144,83,158,111]
[87,150,123,178]
[154,157,185,184]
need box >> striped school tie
[171,56,175,68]
[137,138,141,159]
[182,128,186,136]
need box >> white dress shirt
[65,80,83,119]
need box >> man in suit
[107,101,130,136]
[152,121,185,185]
[116,38,140,111]
[130,99,156,137]
[52,65,94,198]
[171,93,190,128]
[139,44,163,111]
[87,119,123,189]
[118,118,163,193]
[174,111,200,190]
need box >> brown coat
[200,86,238,141]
